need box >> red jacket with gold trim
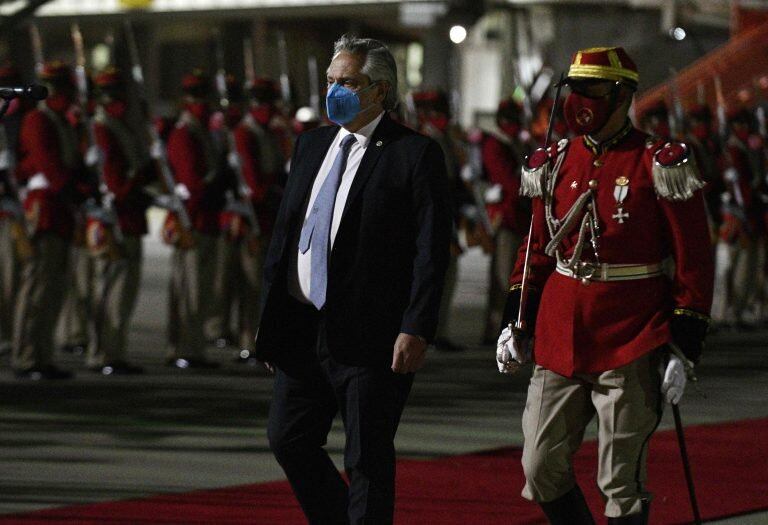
[508,127,713,376]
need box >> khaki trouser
[712,239,759,324]
[205,234,235,342]
[12,234,69,370]
[86,236,142,367]
[484,228,522,341]
[59,244,94,346]
[233,237,268,351]
[521,351,663,518]
[166,233,217,360]
[0,219,19,349]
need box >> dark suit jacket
[254,113,451,368]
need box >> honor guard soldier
[164,69,223,369]
[224,77,286,363]
[413,89,468,352]
[12,61,86,379]
[480,98,531,342]
[206,73,246,348]
[85,67,154,375]
[496,47,714,523]
[684,103,725,233]
[713,108,765,326]
[0,64,29,356]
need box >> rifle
[213,29,262,251]
[124,19,194,249]
[307,55,321,117]
[276,30,291,106]
[29,23,44,79]
[714,74,749,228]
[243,37,255,86]
[669,68,685,139]
[71,22,124,258]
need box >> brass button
[588,179,598,190]
[593,159,604,167]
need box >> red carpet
[3,418,767,524]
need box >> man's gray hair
[332,34,399,111]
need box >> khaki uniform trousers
[166,233,217,360]
[484,228,522,341]
[12,234,69,370]
[0,219,19,350]
[521,351,663,518]
[233,236,268,352]
[205,234,235,342]
[59,244,94,346]
[86,236,142,367]
[712,238,760,324]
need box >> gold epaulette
[651,142,706,201]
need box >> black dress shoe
[14,365,74,380]
[96,361,145,376]
[165,357,220,369]
[60,343,87,355]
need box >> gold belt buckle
[577,261,596,285]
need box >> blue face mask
[326,81,378,126]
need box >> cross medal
[612,176,630,224]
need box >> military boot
[539,485,595,525]
[607,500,650,525]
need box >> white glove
[85,145,101,168]
[150,140,165,161]
[484,183,503,204]
[174,183,191,201]
[661,354,687,405]
[496,325,531,374]
[227,151,241,170]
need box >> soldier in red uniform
[12,61,86,379]
[713,109,764,326]
[496,47,713,523]
[220,77,287,363]
[684,103,724,232]
[164,69,223,368]
[479,98,531,342]
[0,64,30,356]
[84,67,154,375]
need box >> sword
[672,405,702,525]
[513,73,564,335]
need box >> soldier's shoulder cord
[651,140,706,201]
[520,138,568,198]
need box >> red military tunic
[481,131,530,235]
[510,125,714,376]
[93,105,152,236]
[16,104,81,239]
[166,109,221,235]
[231,109,285,236]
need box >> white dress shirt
[289,112,385,304]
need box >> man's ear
[376,81,389,105]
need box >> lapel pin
[375,140,383,147]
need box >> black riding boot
[606,500,650,525]
[539,485,595,525]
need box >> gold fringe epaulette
[652,142,706,201]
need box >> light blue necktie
[298,133,357,309]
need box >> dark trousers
[267,299,413,525]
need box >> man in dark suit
[254,35,451,524]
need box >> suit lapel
[340,113,396,221]
[289,125,339,215]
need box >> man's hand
[496,325,532,374]
[392,333,428,374]
[261,360,275,375]
[661,354,687,405]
